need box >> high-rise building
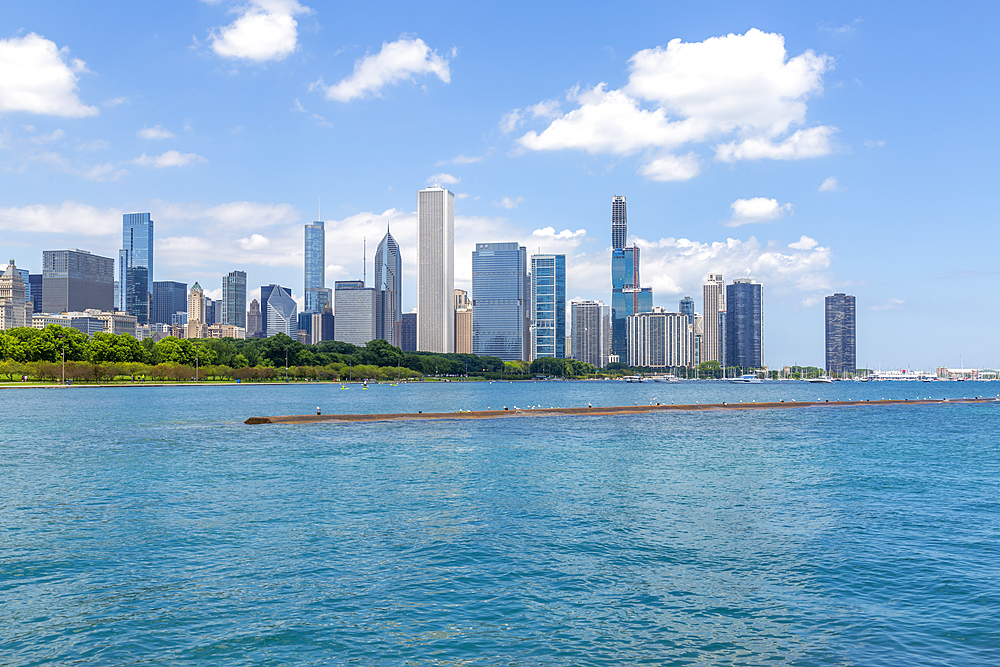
[265,286,297,338]
[246,298,263,337]
[42,249,114,313]
[304,221,327,313]
[151,281,187,325]
[825,293,857,376]
[725,279,763,369]
[374,227,402,346]
[334,280,375,346]
[472,243,529,361]
[609,196,652,359]
[454,289,473,354]
[571,299,611,369]
[186,282,207,339]
[679,297,695,326]
[260,284,291,336]
[222,270,247,328]
[627,307,694,369]
[417,186,455,352]
[0,260,31,330]
[530,254,566,361]
[119,212,153,325]
[400,312,417,351]
[311,310,334,344]
[702,273,725,363]
[28,274,43,313]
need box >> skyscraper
[28,274,42,313]
[222,270,247,328]
[304,221,327,313]
[571,299,610,369]
[679,296,695,326]
[186,282,207,339]
[42,249,115,313]
[151,281,187,325]
[374,226,402,345]
[260,284,291,336]
[334,280,375,346]
[702,273,725,363]
[725,279,763,369]
[626,307,694,369]
[610,196,652,359]
[265,286,297,338]
[825,293,857,376]
[246,298,263,337]
[472,242,529,361]
[454,289,473,354]
[530,254,566,360]
[417,186,455,352]
[0,260,30,330]
[119,212,153,324]
[400,312,417,351]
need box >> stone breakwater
[245,397,998,425]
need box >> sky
[1,1,998,369]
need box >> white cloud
[210,0,311,62]
[76,139,110,151]
[102,96,129,107]
[818,176,841,192]
[821,19,863,36]
[426,172,459,185]
[512,29,835,181]
[312,37,452,102]
[237,233,270,250]
[863,138,885,148]
[724,197,793,226]
[137,125,175,140]
[436,154,483,166]
[788,235,818,250]
[31,128,65,143]
[132,151,207,168]
[870,298,905,311]
[0,201,121,236]
[496,196,524,209]
[0,33,97,117]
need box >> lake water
[3,380,1000,665]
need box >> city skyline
[1,4,998,368]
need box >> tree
[0,360,29,381]
[697,360,722,379]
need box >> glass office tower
[609,196,652,360]
[472,242,529,361]
[530,254,565,360]
[151,281,188,325]
[724,279,763,369]
[304,221,326,313]
[825,293,856,375]
[119,212,153,324]
[222,270,247,328]
[42,249,115,313]
[374,227,402,345]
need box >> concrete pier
[245,397,997,425]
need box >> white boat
[649,374,680,383]
[808,376,834,383]
[728,374,763,384]
[623,375,646,383]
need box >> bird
[588,402,592,408]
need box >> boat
[624,375,646,383]
[808,376,834,384]
[728,374,763,384]
[648,374,680,383]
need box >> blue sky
[1,1,997,369]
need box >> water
[3,380,1000,665]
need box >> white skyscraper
[702,273,725,364]
[417,186,455,353]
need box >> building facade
[400,312,417,351]
[454,289,473,354]
[416,187,455,353]
[42,249,115,313]
[334,280,376,346]
[260,285,291,335]
[0,260,30,330]
[246,298,263,337]
[119,212,154,324]
[186,282,207,339]
[304,221,327,314]
[472,242,529,361]
[571,299,610,369]
[311,310,334,344]
[530,254,566,360]
[265,286,297,338]
[151,281,187,325]
[222,270,247,328]
[626,307,694,369]
[609,196,652,359]
[374,227,402,346]
[825,293,857,375]
[725,279,763,369]
[702,273,725,364]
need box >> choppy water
[3,380,1000,665]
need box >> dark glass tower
[374,227,402,346]
[825,293,856,375]
[679,296,695,326]
[530,254,565,359]
[119,212,153,324]
[472,242,529,361]
[304,221,327,313]
[724,279,763,369]
[610,196,652,360]
[151,280,187,325]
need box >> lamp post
[285,348,288,382]
[195,348,199,382]
[59,333,66,385]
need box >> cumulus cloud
[496,196,524,209]
[132,151,207,168]
[724,198,793,226]
[210,0,311,62]
[788,235,818,250]
[0,33,97,117]
[312,37,452,102]
[426,172,459,185]
[137,125,175,140]
[512,29,835,181]
[237,233,270,250]
[819,176,841,192]
[0,201,121,236]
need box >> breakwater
[245,396,997,424]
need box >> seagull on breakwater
[588,402,592,408]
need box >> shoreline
[245,397,999,425]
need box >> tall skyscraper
[28,274,43,313]
[725,279,763,369]
[417,186,455,352]
[472,242,529,361]
[400,312,417,351]
[204,298,217,326]
[334,280,375,346]
[610,196,652,359]
[0,260,30,330]
[42,249,114,313]
[246,298,263,337]
[702,273,725,363]
[679,296,695,326]
[454,289,473,354]
[119,212,153,324]
[151,281,187,325]
[374,226,402,345]
[304,221,327,313]
[260,284,291,336]
[571,299,610,369]
[626,307,694,369]
[186,282,207,339]
[222,270,247,328]
[825,293,857,376]
[265,286,297,338]
[530,254,566,360]
[310,310,334,344]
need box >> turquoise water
[3,381,1000,665]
